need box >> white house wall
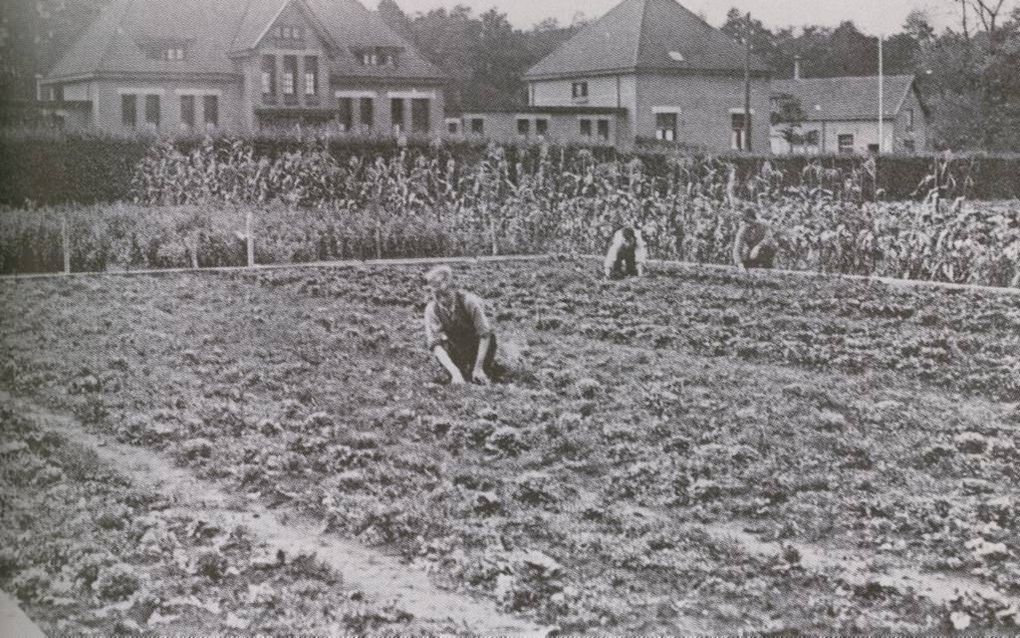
[530,76,631,108]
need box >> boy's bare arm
[433,345,466,384]
[732,224,748,268]
[472,335,492,385]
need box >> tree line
[1,0,1018,151]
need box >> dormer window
[142,40,190,61]
[354,47,398,67]
[275,26,304,41]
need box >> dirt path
[1,393,545,636]
[0,591,45,638]
[702,520,1020,608]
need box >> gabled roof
[524,0,768,80]
[46,0,443,82]
[773,75,922,121]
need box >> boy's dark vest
[437,290,478,342]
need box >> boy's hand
[472,368,491,385]
[450,371,467,385]
[749,245,761,260]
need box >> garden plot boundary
[0,392,546,636]
[2,252,1019,298]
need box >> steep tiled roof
[230,0,292,54]
[304,0,442,79]
[48,0,133,78]
[46,0,443,81]
[525,0,768,79]
[773,75,919,121]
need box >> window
[903,139,916,154]
[804,130,819,146]
[731,113,748,151]
[517,118,530,136]
[145,42,187,61]
[360,97,374,129]
[906,108,915,132]
[304,56,318,98]
[868,143,880,154]
[275,25,303,40]
[838,134,854,154]
[536,118,548,136]
[121,94,137,127]
[447,121,459,134]
[655,112,677,141]
[282,56,297,98]
[579,118,592,137]
[597,119,610,141]
[471,118,484,135]
[356,48,398,67]
[145,94,160,127]
[391,98,404,132]
[180,95,195,127]
[203,95,218,127]
[411,98,430,133]
[571,81,588,100]
[261,55,276,101]
[338,98,353,131]
[52,85,64,102]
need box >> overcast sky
[382,0,958,35]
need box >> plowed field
[2,258,1019,633]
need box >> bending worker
[423,265,498,385]
[732,208,778,270]
[604,225,648,279]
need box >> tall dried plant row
[1,137,1016,287]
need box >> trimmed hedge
[1,131,1019,205]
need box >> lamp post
[744,12,752,152]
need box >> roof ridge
[251,0,292,52]
[634,0,650,68]
[778,73,915,83]
[229,0,258,52]
[95,0,135,73]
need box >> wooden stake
[246,210,254,268]
[375,221,383,261]
[61,215,70,274]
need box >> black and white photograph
[1,0,1019,634]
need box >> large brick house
[38,0,446,134]
[771,71,930,155]
[460,0,771,152]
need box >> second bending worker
[604,226,648,279]
[732,209,778,270]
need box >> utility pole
[878,34,884,154]
[743,12,752,153]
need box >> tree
[770,93,807,153]
[377,0,416,46]
[903,10,936,44]
[0,0,111,99]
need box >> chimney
[793,55,802,80]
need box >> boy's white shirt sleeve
[604,230,623,272]
[635,230,648,266]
